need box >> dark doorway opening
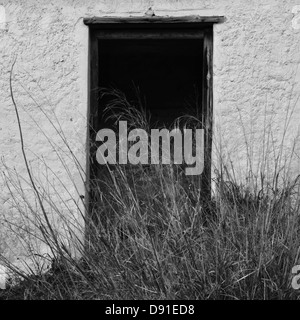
[98,38,203,128]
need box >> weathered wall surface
[0,0,300,267]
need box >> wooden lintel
[83,15,226,27]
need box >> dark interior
[98,39,204,128]
[88,32,210,220]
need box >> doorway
[85,17,216,220]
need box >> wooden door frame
[84,15,224,217]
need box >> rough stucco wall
[213,0,300,185]
[0,0,299,268]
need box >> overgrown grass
[0,85,300,300]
